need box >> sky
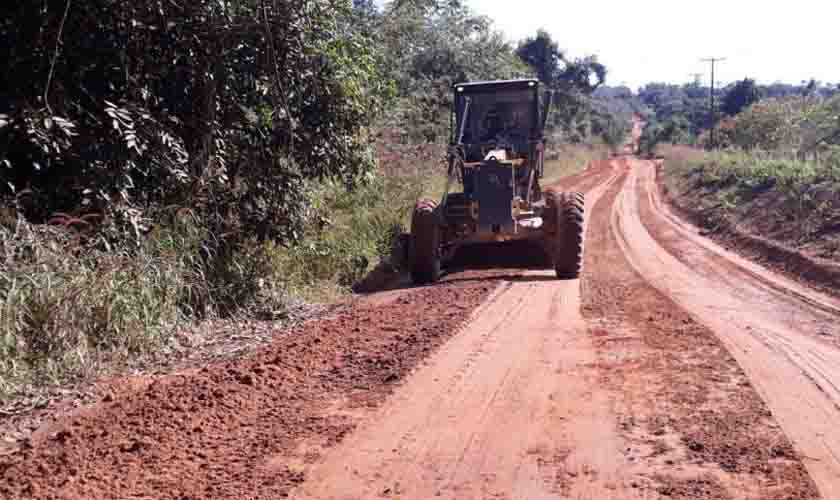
[466,0,839,90]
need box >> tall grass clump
[268,172,423,302]
[0,214,208,394]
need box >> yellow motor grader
[409,79,585,284]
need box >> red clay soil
[628,158,840,496]
[582,161,818,499]
[0,280,494,500]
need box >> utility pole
[700,57,726,148]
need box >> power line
[700,57,726,148]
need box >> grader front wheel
[544,191,585,279]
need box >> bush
[710,95,840,154]
[0,0,391,245]
[0,216,201,391]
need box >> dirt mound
[0,280,494,500]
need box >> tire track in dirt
[291,160,625,500]
[0,160,616,500]
[621,158,840,497]
[581,159,818,500]
[1,155,827,500]
[0,283,497,500]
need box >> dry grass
[660,144,840,256]
[543,143,610,183]
[0,168,422,402]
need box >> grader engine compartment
[407,79,585,284]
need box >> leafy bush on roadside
[710,95,840,155]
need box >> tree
[516,29,609,142]
[515,30,563,86]
[0,0,391,243]
[803,79,818,96]
[637,82,714,140]
[374,0,527,142]
[637,116,691,157]
[722,78,762,116]
[516,30,606,92]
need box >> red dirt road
[621,158,840,495]
[2,156,838,499]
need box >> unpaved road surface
[3,155,839,499]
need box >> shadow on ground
[355,240,557,294]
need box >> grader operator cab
[408,79,585,284]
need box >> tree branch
[260,0,295,155]
[44,0,72,114]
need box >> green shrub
[0,219,200,392]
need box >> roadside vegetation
[543,144,611,182]
[0,0,627,398]
[659,92,840,262]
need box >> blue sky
[466,0,839,89]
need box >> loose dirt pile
[0,280,494,499]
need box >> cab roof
[453,79,540,92]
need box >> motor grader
[409,78,585,284]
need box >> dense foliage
[722,78,762,116]
[355,0,528,143]
[629,80,840,150]
[0,0,391,244]
[515,30,620,144]
[713,95,840,158]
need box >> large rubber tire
[544,191,584,279]
[409,199,441,284]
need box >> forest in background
[647,76,840,274]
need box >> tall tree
[376,0,526,141]
[516,30,606,92]
[515,30,563,86]
[516,29,608,142]
[0,0,390,241]
[722,78,762,116]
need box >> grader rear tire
[545,191,584,279]
[409,199,441,284]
